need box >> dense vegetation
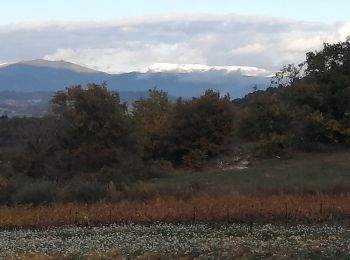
[1,38,350,205]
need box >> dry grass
[1,192,350,228]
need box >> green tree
[238,93,291,141]
[271,63,305,88]
[51,83,137,172]
[283,38,350,146]
[304,39,350,120]
[165,90,235,168]
[132,88,172,160]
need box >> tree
[258,38,350,149]
[271,63,305,88]
[283,38,350,146]
[132,88,172,160]
[238,93,291,141]
[304,39,350,120]
[51,83,137,172]
[165,90,235,168]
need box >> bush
[254,134,290,157]
[60,181,107,203]
[0,175,10,205]
[96,159,170,184]
[145,159,173,177]
[182,149,208,169]
[12,180,58,205]
[107,180,160,202]
[96,166,132,184]
[122,182,159,201]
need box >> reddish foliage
[1,193,350,228]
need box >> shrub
[60,181,107,203]
[123,182,159,201]
[182,149,208,169]
[107,181,159,202]
[96,166,132,184]
[254,134,290,157]
[0,176,10,205]
[145,159,173,177]
[12,180,58,205]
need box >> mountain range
[0,59,272,116]
[0,59,272,96]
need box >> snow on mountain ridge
[148,63,272,77]
[0,60,273,77]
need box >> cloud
[338,23,350,39]
[0,14,349,73]
[230,43,266,55]
[44,43,206,73]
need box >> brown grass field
[2,153,350,228]
[1,192,350,228]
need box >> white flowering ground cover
[1,223,350,259]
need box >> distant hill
[0,60,108,92]
[0,59,271,97]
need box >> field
[2,223,350,259]
[2,152,350,228]
[1,152,350,259]
[149,152,350,194]
[1,193,350,228]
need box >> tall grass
[1,193,350,228]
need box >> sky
[0,1,349,73]
[1,0,350,24]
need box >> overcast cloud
[0,14,349,73]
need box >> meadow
[149,152,350,194]
[1,152,350,259]
[1,152,350,228]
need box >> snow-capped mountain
[0,59,272,98]
[147,63,272,77]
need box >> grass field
[2,152,350,228]
[149,152,350,194]
[1,193,350,228]
[2,152,350,259]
